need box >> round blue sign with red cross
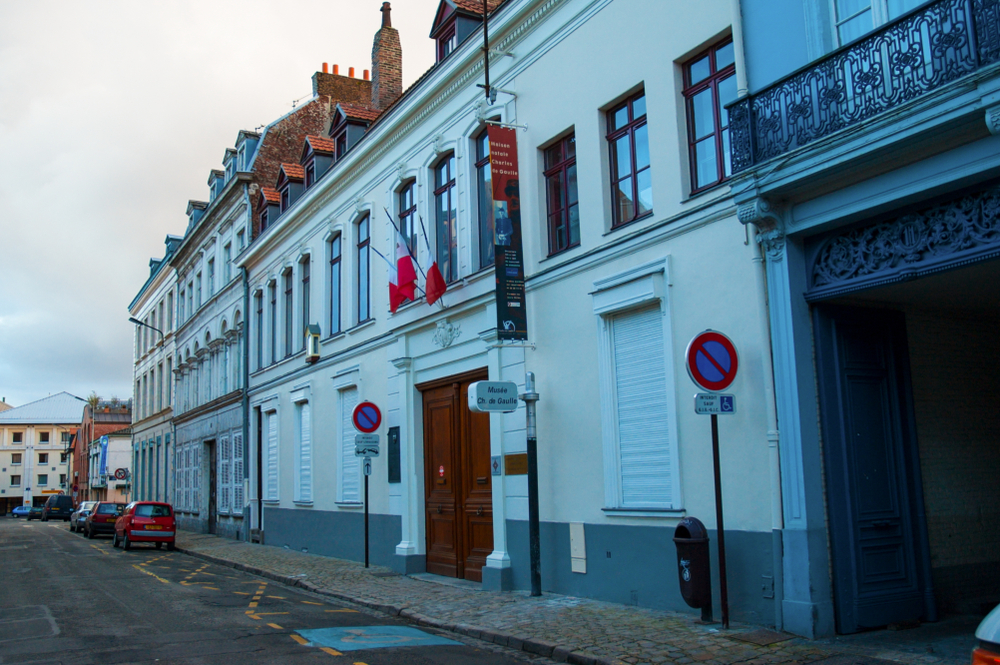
[352,401,382,433]
[685,330,739,392]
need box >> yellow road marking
[290,634,309,646]
[301,601,323,605]
[268,623,282,629]
[132,564,170,584]
[252,612,289,617]
[248,601,258,608]
[265,595,285,599]
[321,647,343,656]
[203,586,220,590]
[325,609,358,613]
[233,591,250,595]
[353,662,369,664]
[89,545,109,556]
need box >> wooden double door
[420,371,494,582]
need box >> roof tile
[339,103,382,122]
[452,0,504,15]
[305,135,337,154]
[259,187,281,204]
[279,163,306,180]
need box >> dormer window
[257,188,280,234]
[276,164,305,213]
[438,24,457,60]
[430,0,503,63]
[300,137,335,189]
[208,170,224,201]
[330,104,379,161]
[224,149,237,181]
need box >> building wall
[0,424,73,507]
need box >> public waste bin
[673,517,712,621]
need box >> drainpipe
[750,233,784,630]
[731,0,749,97]
[241,265,251,542]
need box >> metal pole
[520,372,541,596]
[364,473,370,569]
[711,413,730,629]
[482,0,490,101]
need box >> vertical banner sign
[99,435,109,477]
[488,126,528,340]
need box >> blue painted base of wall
[505,520,776,626]
[391,553,426,575]
[482,565,514,591]
[262,507,401,568]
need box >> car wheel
[87,526,95,539]
[167,541,175,552]
[112,531,119,548]
[69,522,75,533]
[123,534,131,551]
[156,542,162,550]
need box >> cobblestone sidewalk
[174,531,960,665]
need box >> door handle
[436,504,443,514]
[476,505,484,517]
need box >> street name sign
[467,381,519,413]
[355,433,380,457]
[694,393,736,415]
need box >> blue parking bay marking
[295,626,460,651]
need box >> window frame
[682,38,737,194]
[300,256,310,351]
[254,291,263,370]
[268,281,277,365]
[437,21,458,61]
[474,127,496,270]
[283,269,294,359]
[606,90,653,228]
[356,215,371,324]
[397,181,417,254]
[433,153,458,283]
[329,235,342,335]
[543,133,580,256]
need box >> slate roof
[0,392,86,424]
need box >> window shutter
[299,403,312,502]
[340,388,359,502]
[232,431,244,511]
[219,435,231,514]
[266,412,278,501]
[612,305,673,507]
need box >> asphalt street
[0,518,552,665]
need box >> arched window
[434,153,457,283]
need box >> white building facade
[239,0,782,626]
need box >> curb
[175,545,622,665]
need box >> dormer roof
[187,200,208,216]
[335,103,381,124]
[258,187,280,207]
[303,135,336,156]
[278,163,305,183]
[430,0,504,38]
[207,169,225,185]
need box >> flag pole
[370,243,426,296]
[417,214,448,309]
[383,207,428,280]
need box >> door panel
[422,372,493,582]
[814,306,934,633]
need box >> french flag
[389,232,417,313]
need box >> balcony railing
[730,0,1000,173]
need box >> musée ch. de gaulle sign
[488,126,528,341]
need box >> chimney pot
[381,2,392,28]
[333,64,340,75]
[323,62,329,74]
[364,69,370,80]
[349,66,355,77]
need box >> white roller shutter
[611,305,672,507]
[266,412,278,501]
[340,388,359,502]
[297,403,312,502]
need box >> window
[305,160,316,188]
[300,257,310,351]
[157,363,163,409]
[166,357,173,405]
[39,432,49,444]
[607,90,652,226]
[254,292,263,369]
[434,154,458,283]
[223,243,232,283]
[167,292,174,331]
[264,411,278,501]
[398,182,417,254]
[834,0,923,45]
[61,432,71,445]
[187,281,194,318]
[592,259,679,511]
[339,387,360,502]
[283,269,293,358]
[10,475,20,487]
[38,453,48,464]
[232,431,244,511]
[11,453,21,465]
[683,40,737,192]
[196,273,203,308]
[151,368,157,412]
[269,282,277,364]
[329,236,342,335]
[280,187,290,211]
[219,435,231,514]
[437,23,458,61]
[12,433,21,444]
[179,290,186,323]
[237,228,245,252]
[260,206,270,233]
[295,400,312,503]
[59,473,67,486]
[38,474,48,486]
[544,134,580,255]
[474,128,495,269]
[357,215,370,323]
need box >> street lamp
[129,316,164,342]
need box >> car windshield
[136,504,172,517]
[95,504,119,514]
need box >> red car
[113,501,176,551]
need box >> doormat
[727,629,794,646]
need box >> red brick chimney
[371,2,402,110]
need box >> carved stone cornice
[390,356,412,371]
[757,229,787,263]
[737,196,783,233]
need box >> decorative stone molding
[432,319,461,348]
[809,182,1000,299]
[758,229,787,262]
[737,197,782,232]
[987,103,1000,135]
[390,356,412,371]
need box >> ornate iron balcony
[730,0,1000,173]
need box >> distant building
[0,399,13,413]
[74,400,132,503]
[88,426,132,503]
[0,392,84,512]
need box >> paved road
[0,518,550,665]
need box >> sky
[0,0,440,409]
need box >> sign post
[353,401,382,569]
[685,330,739,629]
[519,372,541,596]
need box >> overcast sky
[0,0,441,408]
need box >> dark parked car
[26,506,43,521]
[83,502,125,539]
[70,501,97,533]
[10,505,31,518]
[114,502,176,551]
[42,494,74,522]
